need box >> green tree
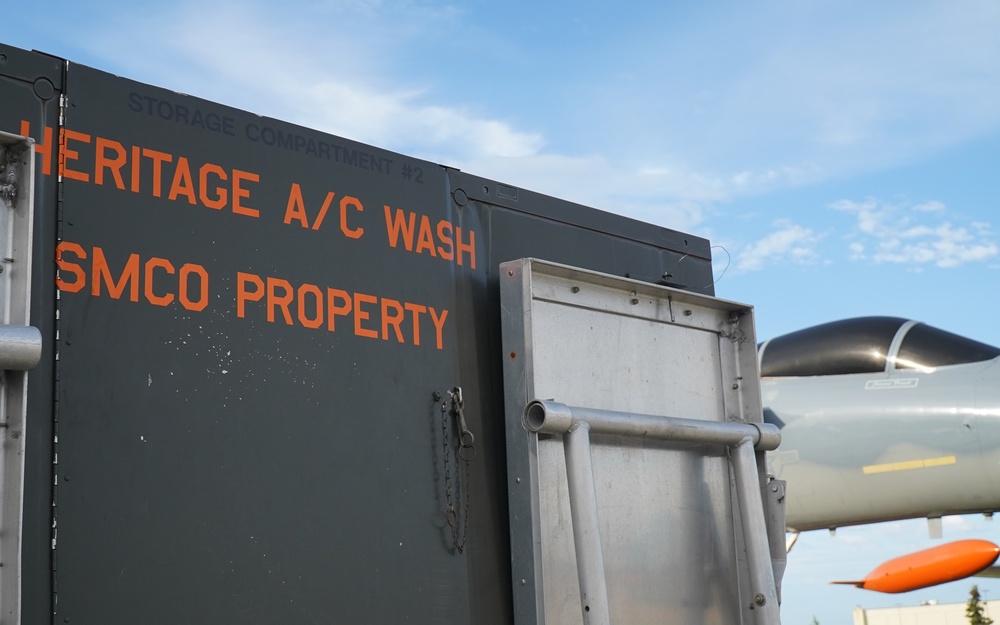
[967,585,994,625]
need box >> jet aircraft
[759,316,1000,592]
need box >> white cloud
[83,2,543,166]
[71,1,731,230]
[461,153,712,232]
[829,198,885,235]
[831,198,998,268]
[56,0,1000,251]
[300,83,544,160]
[734,219,824,272]
[914,200,946,213]
[596,1,1000,191]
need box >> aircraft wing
[974,566,1000,579]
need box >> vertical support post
[0,131,36,625]
[731,436,781,624]
[563,421,611,625]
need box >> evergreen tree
[967,585,994,625]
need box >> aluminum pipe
[523,399,780,451]
[0,324,42,371]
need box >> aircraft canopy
[759,316,1000,377]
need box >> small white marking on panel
[865,378,919,390]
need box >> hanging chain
[436,386,475,554]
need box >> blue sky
[8,1,1000,622]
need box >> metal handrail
[523,399,782,625]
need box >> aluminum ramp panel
[500,258,783,625]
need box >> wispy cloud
[734,219,825,272]
[462,154,713,231]
[67,1,721,231]
[57,0,1000,242]
[585,1,1000,197]
[303,84,545,160]
[81,2,543,165]
[831,198,998,269]
[914,201,946,213]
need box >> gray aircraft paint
[761,318,1000,532]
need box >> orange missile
[832,539,1000,593]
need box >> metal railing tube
[0,324,42,371]
[563,421,612,625]
[523,400,780,451]
[731,436,781,624]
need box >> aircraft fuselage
[760,318,1000,531]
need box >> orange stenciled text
[283,183,364,237]
[384,205,475,268]
[237,272,449,349]
[56,242,210,311]
[22,120,260,217]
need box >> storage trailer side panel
[53,62,473,625]
[0,43,716,624]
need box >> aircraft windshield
[759,317,1000,377]
[759,317,904,377]
[896,323,1000,369]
